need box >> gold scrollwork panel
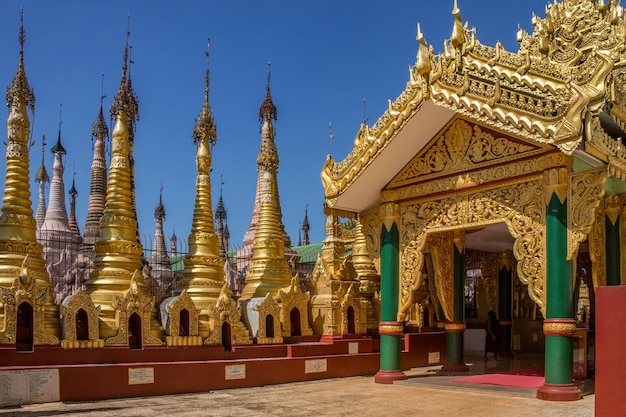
[568,167,607,261]
[398,178,546,321]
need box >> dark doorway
[222,322,232,352]
[265,314,275,338]
[290,308,301,336]
[16,302,33,352]
[347,306,356,334]
[75,309,89,340]
[128,313,142,350]
[179,309,189,336]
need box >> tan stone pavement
[0,374,594,417]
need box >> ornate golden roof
[322,0,626,210]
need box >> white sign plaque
[128,367,154,385]
[0,369,59,407]
[305,359,327,374]
[348,342,359,355]
[225,364,246,380]
[427,351,441,364]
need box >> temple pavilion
[322,0,625,401]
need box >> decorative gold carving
[543,320,576,336]
[424,232,454,322]
[543,168,569,205]
[605,195,621,226]
[254,293,283,344]
[465,250,499,313]
[60,288,104,349]
[399,178,546,320]
[378,322,403,335]
[444,322,466,332]
[388,119,539,189]
[568,167,607,261]
[163,290,203,347]
[380,203,400,232]
[105,271,162,347]
[277,276,313,337]
[589,197,607,288]
[204,284,252,346]
[0,256,58,345]
[381,139,571,203]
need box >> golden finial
[193,38,217,146]
[450,0,465,48]
[6,7,35,112]
[259,61,277,122]
[452,0,460,15]
[415,22,431,76]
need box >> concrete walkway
[0,373,594,417]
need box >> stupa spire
[301,204,310,246]
[0,9,60,340]
[34,134,49,233]
[86,24,150,340]
[83,75,109,246]
[239,67,294,300]
[241,62,294,257]
[176,39,226,336]
[41,111,71,233]
[215,176,229,258]
[149,186,173,291]
[68,174,81,239]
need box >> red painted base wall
[0,332,446,403]
[595,286,626,417]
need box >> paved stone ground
[0,375,594,417]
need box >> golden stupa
[0,11,60,342]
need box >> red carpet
[450,374,545,389]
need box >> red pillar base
[438,362,469,375]
[374,370,407,384]
[536,383,581,401]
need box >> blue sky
[0,0,547,251]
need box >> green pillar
[606,214,620,286]
[374,210,406,384]
[537,173,580,401]
[440,233,468,374]
[498,252,513,356]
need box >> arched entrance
[179,309,189,336]
[290,307,301,336]
[128,313,142,350]
[266,314,275,338]
[16,302,33,352]
[347,306,355,334]
[75,308,89,341]
[222,322,232,351]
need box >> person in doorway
[485,310,501,360]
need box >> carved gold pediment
[388,117,546,190]
[105,272,162,347]
[277,276,313,337]
[204,284,252,346]
[60,288,104,349]
[0,256,59,346]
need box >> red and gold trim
[378,321,403,336]
[444,322,466,333]
[543,318,576,336]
